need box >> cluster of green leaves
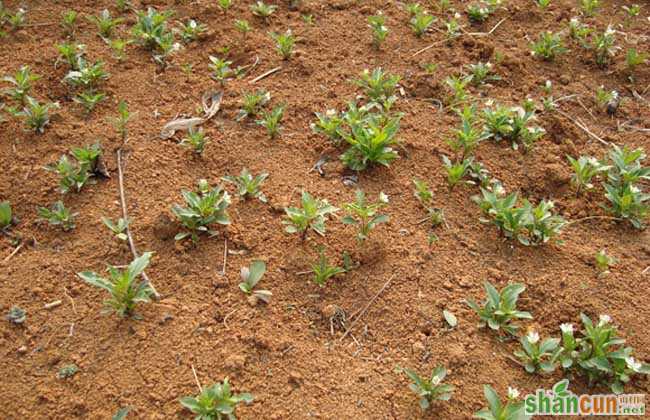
[466,3,493,22]
[237,90,271,121]
[398,365,454,410]
[592,26,619,67]
[283,191,338,238]
[87,9,124,39]
[250,1,277,19]
[556,314,650,394]
[101,217,129,241]
[223,168,268,202]
[466,281,532,336]
[441,155,473,189]
[514,330,560,373]
[342,190,389,242]
[78,252,154,317]
[567,155,609,194]
[341,112,402,171]
[256,104,285,139]
[0,200,13,231]
[368,13,388,49]
[466,62,500,86]
[474,385,528,420]
[413,178,445,231]
[37,201,77,231]
[5,95,59,133]
[270,29,295,60]
[410,9,436,37]
[447,105,490,159]
[482,100,545,151]
[176,19,207,43]
[180,128,209,154]
[5,305,26,324]
[602,145,649,228]
[444,74,471,106]
[531,31,568,61]
[60,10,78,37]
[1,65,40,103]
[475,188,566,246]
[180,378,253,419]
[46,143,102,194]
[208,55,237,86]
[311,247,345,287]
[172,179,231,243]
[581,0,600,16]
[131,7,176,65]
[353,68,400,104]
[239,260,272,303]
[63,56,109,115]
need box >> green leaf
[78,271,113,292]
[112,407,130,420]
[127,252,152,280]
[483,385,502,417]
[247,260,266,288]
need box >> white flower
[598,314,611,326]
[431,374,442,385]
[454,12,461,19]
[626,357,642,372]
[508,387,520,400]
[605,26,615,36]
[570,17,579,24]
[560,323,574,334]
[527,331,540,344]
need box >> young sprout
[466,62,500,86]
[514,330,560,373]
[87,9,124,38]
[101,217,129,241]
[594,86,616,110]
[77,252,154,317]
[531,31,568,61]
[208,55,234,85]
[250,1,277,20]
[234,19,252,39]
[111,100,133,141]
[131,8,175,64]
[580,0,600,16]
[46,144,101,193]
[61,10,78,36]
[270,29,295,60]
[441,155,473,189]
[342,190,389,242]
[1,65,40,103]
[56,41,86,69]
[177,19,206,43]
[447,105,488,158]
[222,168,268,202]
[445,14,462,40]
[6,306,26,324]
[536,0,551,9]
[172,179,231,243]
[107,38,130,60]
[340,114,402,171]
[592,26,619,67]
[625,49,648,74]
[311,247,345,287]
[237,90,271,120]
[7,8,26,30]
[301,14,315,24]
[239,260,272,304]
[466,4,491,22]
[0,201,13,231]
[622,4,640,19]
[116,0,131,13]
[283,191,338,238]
[63,58,109,90]
[474,385,527,420]
[368,13,389,49]
[8,96,59,133]
[37,201,77,231]
[410,12,435,37]
[180,128,210,154]
[353,68,400,103]
[413,178,433,206]
[566,155,608,194]
[466,281,532,336]
[256,104,285,138]
[398,366,454,410]
[311,109,343,143]
[444,75,471,105]
[568,17,591,46]
[180,378,253,419]
[218,0,233,12]
[595,249,616,274]
[73,91,106,115]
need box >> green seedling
[353,68,400,103]
[37,201,77,231]
[131,7,175,64]
[0,201,13,230]
[250,1,277,19]
[222,168,268,202]
[466,4,491,22]
[368,13,389,49]
[514,330,560,373]
[410,12,435,37]
[180,378,253,419]
[61,10,78,36]
[256,104,285,138]
[87,9,124,38]
[172,179,230,243]
[466,281,532,336]
[46,143,102,193]
[63,58,109,90]
[398,365,454,410]
[340,115,402,171]
[474,385,528,420]
[108,38,130,60]
[466,62,500,86]
[7,8,26,30]
[283,191,338,238]
[405,3,424,16]
[447,105,488,158]
[177,19,206,43]
[73,91,106,115]
[595,249,616,274]
[218,0,233,12]
[2,65,40,103]
[56,42,86,69]
[101,217,129,241]
[441,155,473,189]
[413,178,433,206]
[625,49,648,74]
[342,190,389,242]
[180,128,209,154]
[239,260,272,304]
[537,0,551,9]
[116,0,131,13]
[6,306,26,324]
[234,19,252,38]
[8,96,59,133]
[567,155,609,194]
[592,26,618,67]
[581,0,600,16]
[531,31,568,61]
[568,18,591,46]
[444,74,471,105]
[311,247,345,287]
[78,252,154,317]
[208,56,234,85]
[270,29,295,60]
[311,109,343,144]
[237,89,270,120]
[111,100,133,141]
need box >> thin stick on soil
[340,274,395,341]
[565,215,623,226]
[412,39,448,57]
[221,238,228,275]
[2,242,24,264]
[465,17,508,36]
[117,149,161,300]
[642,266,649,275]
[556,109,609,146]
[250,67,281,84]
[191,364,203,393]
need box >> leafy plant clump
[77,252,154,317]
[222,168,268,202]
[46,143,103,194]
[474,385,528,420]
[172,179,230,243]
[283,191,338,238]
[0,200,14,231]
[482,100,545,151]
[180,378,253,419]
[311,247,345,287]
[37,201,77,231]
[342,190,389,242]
[466,281,532,336]
[6,305,26,324]
[1,65,40,103]
[474,188,566,246]
[514,330,560,374]
[399,365,454,410]
[101,217,129,241]
[131,7,176,65]
[239,260,272,304]
[7,96,59,133]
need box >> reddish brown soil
[1,0,649,418]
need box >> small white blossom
[560,323,574,334]
[527,331,540,344]
[508,387,520,400]
[598,314,611,326]
[626,357,642,372]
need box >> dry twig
[340,274,395,341]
